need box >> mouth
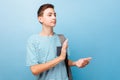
[51,21,56,24]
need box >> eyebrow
[47,12,56,14]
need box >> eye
[48,14,52,17]
[54,13,56,17]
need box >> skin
[30,8,92,75]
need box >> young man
[26,3,91,80]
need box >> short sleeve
[26,37,38,66]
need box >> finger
[85,61,89,65]
[63,39,68,45]
[87,57,92,60]
[63,39,68,48]
[65,39,68,43]
[84,57,92,61]
[64,39,68,43]
[80,63,87,68]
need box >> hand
[59,39,68,61]
[75,57,92,68]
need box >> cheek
[44,17,49,22]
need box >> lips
[51,21,56,24]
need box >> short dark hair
[37,3,54,17]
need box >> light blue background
[0,0,120,80]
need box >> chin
[50,26,55,28]
[51,24,56,27]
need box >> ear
[38,16,43,23]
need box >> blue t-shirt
[26,33,68,80]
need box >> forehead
[43,8,56,14]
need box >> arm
[68,57,92,68]
[68,60,76,66]
[31,39,68,75]
[30,56,63,75]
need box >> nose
[52,15,56,20]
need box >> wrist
[58,56,64,61]
[73,62,76,66]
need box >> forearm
[68,60,76,66]
[30,57,63,75]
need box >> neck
[40,25,54,36]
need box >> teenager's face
[39,8,56,27]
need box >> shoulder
[27,34,39,44]
[57,34,66,39]
[57,34,66,44]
